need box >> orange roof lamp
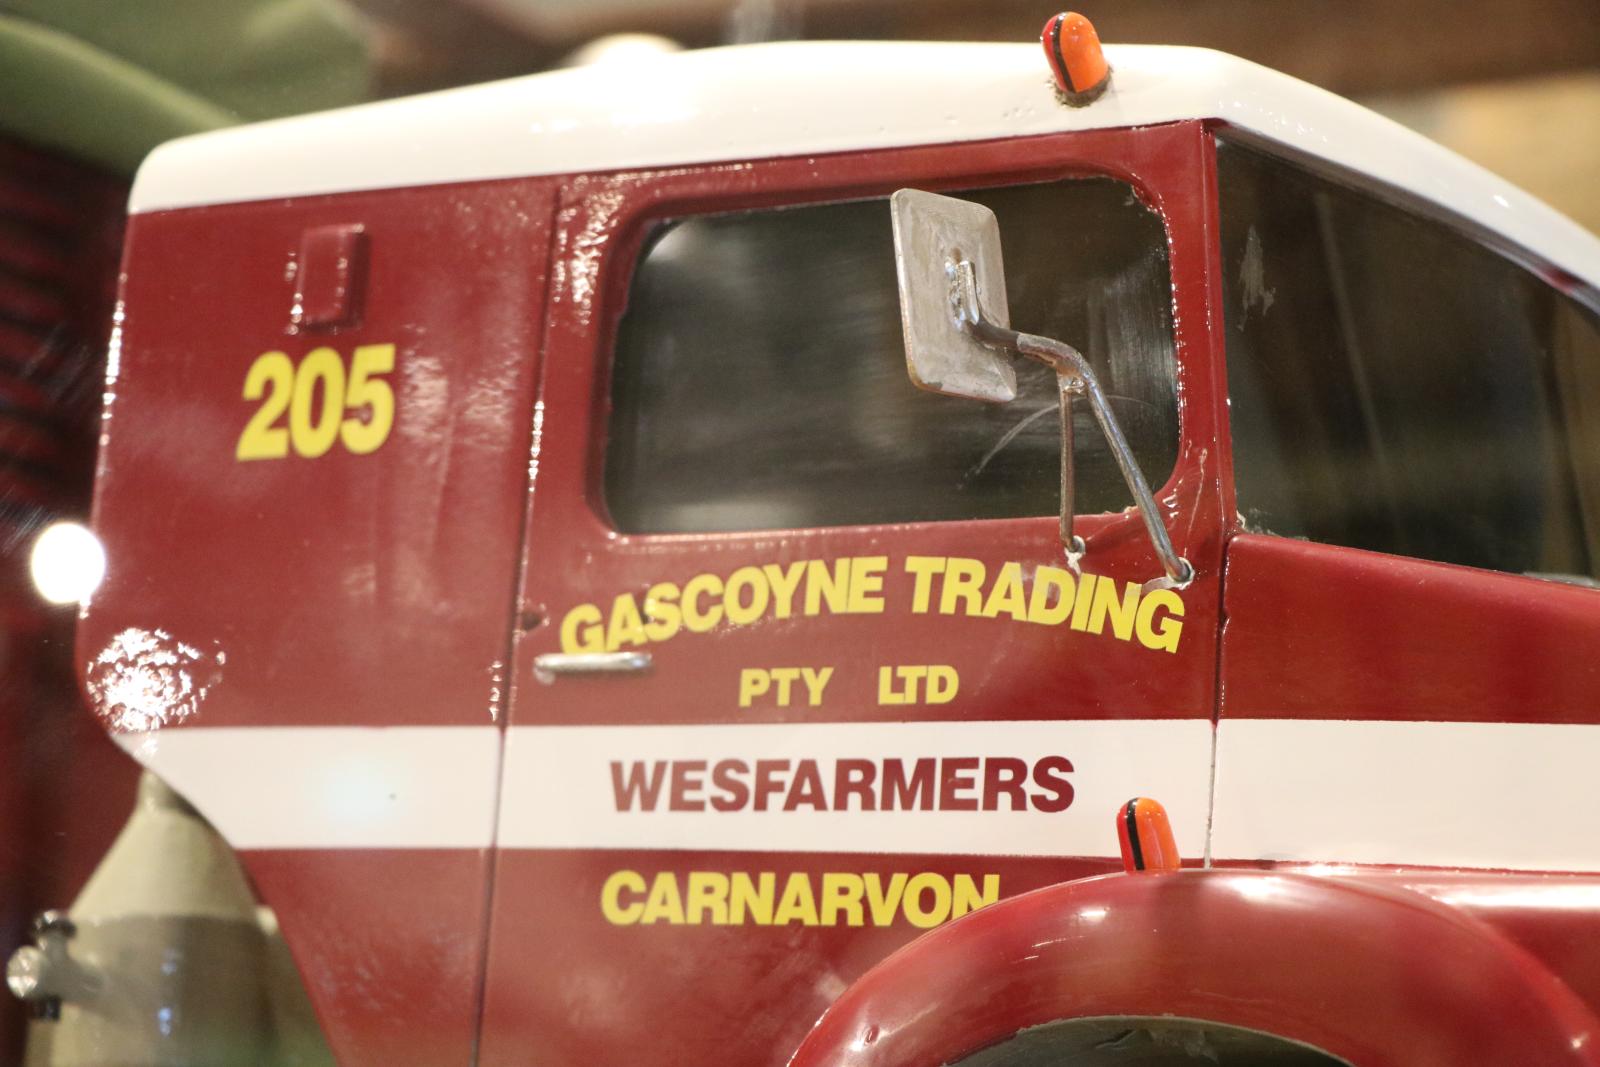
[1042,12,1111,106]
[1117,797,1181,872]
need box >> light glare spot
[30,522,106,605]
[88,628,222,733]
[1231,875,1286,901]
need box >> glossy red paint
[481,850,1121,1066]
[789,869,1600,1067]
[87,179,556,732]
[1221,533,1600,723]
[69,92,1600,1067]
[82,178,558,1064]
[772,123,1600,1066]
[510,122,1226,732]
[1325,869,1600,1021]
[244,850,491,1066]
[1213,862,1600,1014]
[294,224,368,329]
[476,122,1230,1067]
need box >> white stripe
[496,720,1213,857]
[127,42,1600,291]
[116,718,1600,870]
[1212,719,1600,871]
[115,727,500,850]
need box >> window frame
[1210,125,1600,580]
[599,175,1185,537]
[572,127,1212,544]
[511,119,1232,738]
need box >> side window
[1218,136,1600,581]
[603,179,1179,534]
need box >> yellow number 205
[236,343,396,461]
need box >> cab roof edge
[127,40,1600,291]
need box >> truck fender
[788,869,1600,1067]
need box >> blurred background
[0,0,1596,1056]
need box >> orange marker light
[1117,797,1181,872]
[1041,12,1111,105]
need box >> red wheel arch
[788,870,1600,1067]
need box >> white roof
[131,41,1600,288]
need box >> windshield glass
[605,178,1179,534]
[1218,136,1600,581]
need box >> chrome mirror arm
[957,269,1193,591]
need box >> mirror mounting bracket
[951,260,1194,592]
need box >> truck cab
[38,22,1600,1067]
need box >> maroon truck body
[67,40,1600,1067]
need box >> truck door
[1211,134,1600,872]
[81,177,558,1067]
[482,122,1230,1066]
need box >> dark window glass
[604,179,1179,534]
[1218,137,1600,581]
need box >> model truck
[9,13,1600,1066]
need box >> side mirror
[889,188,1192,590]
[889,189,1016,403]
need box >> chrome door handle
[532,651,652,682]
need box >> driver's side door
[481,121,1228,1066]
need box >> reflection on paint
[1433,883,1600,912]
[566,188,626,328]
[1228,875,1287,902]
[87,628,225,732]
